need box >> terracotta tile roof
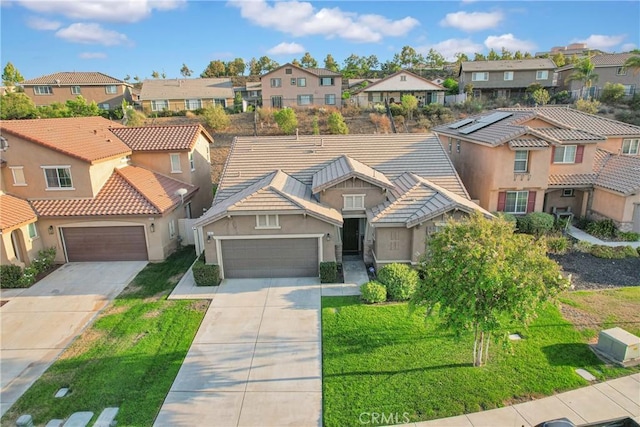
[593,148,611,171]
[509,138,549,149]
[0,194,37,231]
[30,166,196,217]
[312,155,394,193]
[548,174,598,187]
[21,72,126,86]
[109,124,212,151]
[461,58,556,72]
[531,128,604,143]
[0,117,130,164]
[594,154,640,195]
[139,78,234,101]
[356,71,445,93]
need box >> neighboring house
[234,81,262,110]
[433,106,640,232]
[536,43,603,58]
[458,59,558,99]
[194,134,489,279]
[0,117,214,265]
[260,63,342,109]
[350,70,446,108]
[139,78,235,114]
[556,53,640,99]
[0,193,41,267]
[20,72,133,110]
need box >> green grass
[1,246,208,427]
[322,296,639,427]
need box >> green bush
[273,108,298,134]
[18,265,37,287]
[202,105,230,131]
[30,247,56,274]
[546,235,570,254]
[360,281,387,304]
[590,245,639,259]
[376,263,418,301]
[574,216,591,230]
[192,254,221,286]
[319,261,338,283]
[0,264,23,288]
[618,231,640,242]
[327,111,349,134]
[586,219,617,239]
[389,103,406,117]
[600,83,626,105]
[492,212,517,227]
[574,240,593,253]
[525,212,555,236]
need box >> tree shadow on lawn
[323,362,473,378]
[541,343,602,366]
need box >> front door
[342,218,360,254]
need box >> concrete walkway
[568,225,640,248]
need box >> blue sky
[1,0,639,81]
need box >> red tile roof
[1,117,131,164]
[109,124,213,151]
[0,194,37,231]
[21,72,127,86]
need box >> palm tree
[565,57,599,99]
[623,55,640,75]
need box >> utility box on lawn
[595,327,640,367]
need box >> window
[325,94,336,105]
[505,191,529,214]
[151,100,169,111]
[562,189,575,197]
[99,103,110,110]
[28,223,38,239]
[213,98,226,107]
[34,86,52,95]
[184,99,202,110]
[10,167,26,186]
[43,167,73,189]
[456,139,461,153]
[297,94,313,106]
[105,85,117,94]
[389,230,400,251]
[71,86,81,95]
[297,77,306,87]
[189,152,195,171]
[291,78,297,86]
[504,71,514,81]
[622,138,639,155]
[448,137,452,153]
[271,96,283,108]
[553,145,577,163]
[343,194,365,210]
[170,153,181,173]
[270,78,282,88]
[622,85,636,96]
[249,90,259,97]
[514,150,529,172]
[320,77,334,86]
[256,214,279,229]
[472,72,489,81]
[536,70,549,80]
[169,220,176,239]
[400,75,407,81]
[617,67,627,76]
[285,68,292,74]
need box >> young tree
[523,52,533,59]
[426,48,445,68]
[623,55,640,75]
[66,96,100,116]
[258,56,279,73]
[342,54,363,79]
[551,52,566,67]
[473,52,486,61]
[442,78,459,95]
[248,57,261,76]
[455,52,469,63]
[327,111,349,134]
[226,58,246,76]
[291,58,302,67]
[487,49,500,61]
[401,94,418,120]
[123,74,131,82]
[273,108,298,134]
[2,62,24,86]
[532,88,551,105]
[300,52,318,68]
[323,54,339,72]
[201,60,226,78]
[412,212,569,367]
[180,63,193,77]
[500,47,513,60]
[0,92,36,119]
[513,51,524,60]
[202,104,230,131]
[566,57,599,99]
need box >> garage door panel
[221,238,318,278]
[62,226,148,262]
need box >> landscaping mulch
[550,251,640,290]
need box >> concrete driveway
[0,261,147,416]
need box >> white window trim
[170,153,182,173]
[536,70,549,80]
[10,166,27,186]
[151,100,169,111]
[71,86,81,95]
[343,194,365,210]
[34,86,52,95]
[504,71,514,81]
[169,219,176,239]
[514,150,529,173]
[184,99,202,110]
[553,145,577,164]
[105,85,117,94]
[41,165,74,190]
[617,67,627,76]
[562,189,575,197]
[472,72,489,82]
[189,152,195,171]
[28,223,38,240]
[622,138,639,155]
[505,190,529,214]
[255,214,280,229]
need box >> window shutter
[526,191,536,213]
[551,146,556,163]
[497,192,506,211]
[575,145,584,163]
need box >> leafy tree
[151,70,160,79]
[500,47,513,60]
[327,111,348,134]
[412,212,568,367]
[312,115,320,135]
[513,51,524,60]
[455,53,469,63]
[380,60,401,75]
[532,88,551,105]
[123,74,131,82]
[364,55,380,76]
[37,102,71,118]
[442,78,459,95]
[487,49,500,61]
[248,58,261,76]
[566,57,599,99]
[258,56,279,73]
[394,45,424,69]
[66,95,100,116]
[574,98,600,114]
[291,58,302,67]
[523,52,533,59]
[202,104,230,131]
[226,58,246,76]
[180,63,193,77]
[526,82,544,95]
[2,62,24,86]
[473,52,486,61]
[161,71,166,79]
[342,54,363,79]
[551,52,566,67]
[0,92,36,119]
[623,55,640,75]
[201,60,226,78]
[600,82,626,104]
[426,48,445,68]
[300,52,318,68]
[324,54,339,72]
[273,108,298,134]
[401,94,418,120]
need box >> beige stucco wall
[141,98,234,113]
[591,189,627,224]
[0,221,44,267]
[373,227,412,267]
[317,178,387,211]
[25,84,131,109]
[597,136,640,156]
[549,143,598,175]
[261,66,342,109]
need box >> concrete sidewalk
[568,226,640,249]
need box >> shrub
[492,212,517,227]
[30,247,56,274]
[575,98,600,114]
[192,254,221,286]
[553,217,570,232]
[590,245,638,259]
[600,83,626,105]
[319,261,338,283]
[618,231,640,242]
[376,263,419,301]
[369,113,392,133]
[389,103,406,117]
[517,212,554,236]
[327,111,349,134]
[586,219,617,239]
[273,108,298,134]
[629,93,640,111]
[360,281,387,304]
[546,235,570,254]
[312,115,320,135]
[202,105,230,131]
[0,265,23,288]
[574,240,593,253]
[574,216,591,230]
[422,104,454,125]
[551,90,571,104]
[18,265,38,287]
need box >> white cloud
[55,23,130,46]
[621,43,637,52]
[79,52,107,59]
[484,34,536,52]
[17,0,185,23]
[267,42,305,56]
[227,0,419,43]
[419,38,484,62]
[439,11,503,32]
[26,16,61,30]
[574,34,627,50]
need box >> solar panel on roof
[478,111,513,124]
[458,121,491,134]
[447,118,474,129]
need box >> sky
[1,0,639,81]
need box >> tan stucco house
[0,117,214,265]
[433,107,640,232]
[194,134,489,279]
[350,70,446,108]
[260,63,342,109]
[139,78,235,114]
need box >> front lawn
[1,246,208,427]
[322,295,639,427]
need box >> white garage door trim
[215,234,324,279]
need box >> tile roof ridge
[114,167,164,213]
[526,127,562,145]
[214,136,242,204]
[372,173,422,222]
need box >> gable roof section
[557,53,636,71]
[369,173,490,227]
[593,150,640,195]
[0,194,37,232]
[195,170,342,227]
[0,117,130,164]
[433,110,533,146]
[312,155,393,193]
[30,166,196,217]
[110,124,213,151]
[355,71,445,93]
[21,72,127,86]
[139,78,234,101]
[261,63,341,79]
[461,58,556,72]
[529,127,605,144]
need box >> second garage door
[221,238,318,278]
[61,226,148,262]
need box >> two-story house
[0,117,214,265]
[433,107,640,232]
[194,134,489,279]
[20,72,133,110]
[350,70,446,108]
[139,78,235,114]
[458,59,558,100]
[260,63,342,109]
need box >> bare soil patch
[550,251,640,290]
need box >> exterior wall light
[48,225,54,235]
[150,223,155,233]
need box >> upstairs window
[256,214,279,229]
[43,166,73,189]
[514,150,529,172]
[344,194,365,210]
[189,152,195,171]
[622,139,639,155]
[170,153,181,173]
[10,166,26,186]
[617,67,627,76]
[553,145,577,163]
[320,77,334,86]
[504,71,514,81]
[297,77,306,87]
[71,86,81,95]
[270,78,282,88]
[536,70,549,80]
[34,86,52,95]
[472,72,488,81]
[285,68,292,74]
[105,85,117,94]
[400,75,407,81]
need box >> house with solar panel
[433,107,640,232]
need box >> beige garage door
[221,238,318,278]
[62,226,148,262]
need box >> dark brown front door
[342,218,360,254]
